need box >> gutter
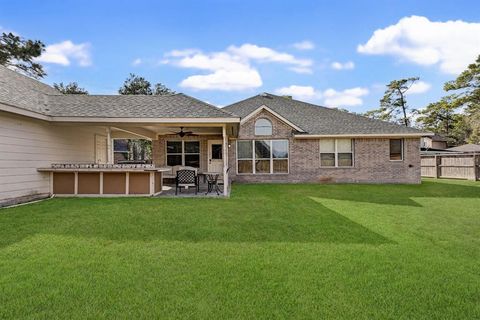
[294,132,434,139]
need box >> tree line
[362,55,480,145]
[1,32,478,145]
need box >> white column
[149,172,155,195]
[74,172,78,195]
[106,127,113,164]
[222,125,229,196]
[125,172,130,195]
[99,172,104,195]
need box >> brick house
[0,66,430,206]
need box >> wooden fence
[421,153,480,180]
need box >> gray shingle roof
[0,66,61,114]
[0,66,236,119]
[223,93,426,135]
[447,144,480,152]
[47,94,235,118]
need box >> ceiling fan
[171,127,198,137]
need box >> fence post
[435,155,441,179]
[475,154,479,181]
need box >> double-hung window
[166,141,200,167]
[237,140,289,174]
[320,139,354,167]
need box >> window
[166,141,200,167]
[390,139,403,161]
[237,140,288,174]
[113,139,152,164]
[320,139,354,167]
[255,119,272,135]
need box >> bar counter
[37,164,170,196]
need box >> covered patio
[38,119,238,198]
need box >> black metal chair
[217,167,230,190]
[175,169,198,195]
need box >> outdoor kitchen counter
[37,167,171,196]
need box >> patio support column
[222,124,229,196]
[106,127,113,164]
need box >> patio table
[203,172,221,195]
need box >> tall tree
[0,32,46,79]
[118,73,175,95]
[364,77,419,126]
[53,82,88,94]
[443,55,480,143]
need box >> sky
[1,0,480,112]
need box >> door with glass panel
[208,140,223,173]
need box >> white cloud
[227,44,312,70]
[358,15,480,74]
[322,87,369,107]
[274,85,320,101]
[36,40,91,67]
[274,85,369,107]
[164,44,313,90]
[293,40,315,50]
[331,61,355,70]
[180,69,262,91]
[407,80,431,95]
[132,58,142,66]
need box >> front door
[208,140,223,173]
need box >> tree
[364,77,419,126]
[416,95,466,145]
[118,73,175,95]
[0,32,46,79]
[154,83,175,95]
[53,82,88,94]
[118,73,153,95]
[443,55,480,143]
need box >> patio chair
[217,167,230,189]
[175,169,198,195]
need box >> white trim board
[240,105,305,132]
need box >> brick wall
[228,109,421,184]
[152,134,223,172]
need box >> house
[447,144,480,153]
[0,66,430,206]
[421,134,448,150]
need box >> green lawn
[0,179,479,319]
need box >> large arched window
[255,118,272,135]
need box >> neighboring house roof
[447,144,480,152]
[426,134,448,142]
[223,93,428,136]
[0,66,237,120]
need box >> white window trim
[166,140,201,167]
[319,139,355,168]
[236,140,289,175]
[389,139,404,161]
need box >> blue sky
[1,0,480,112]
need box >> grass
[0,179,479,319]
